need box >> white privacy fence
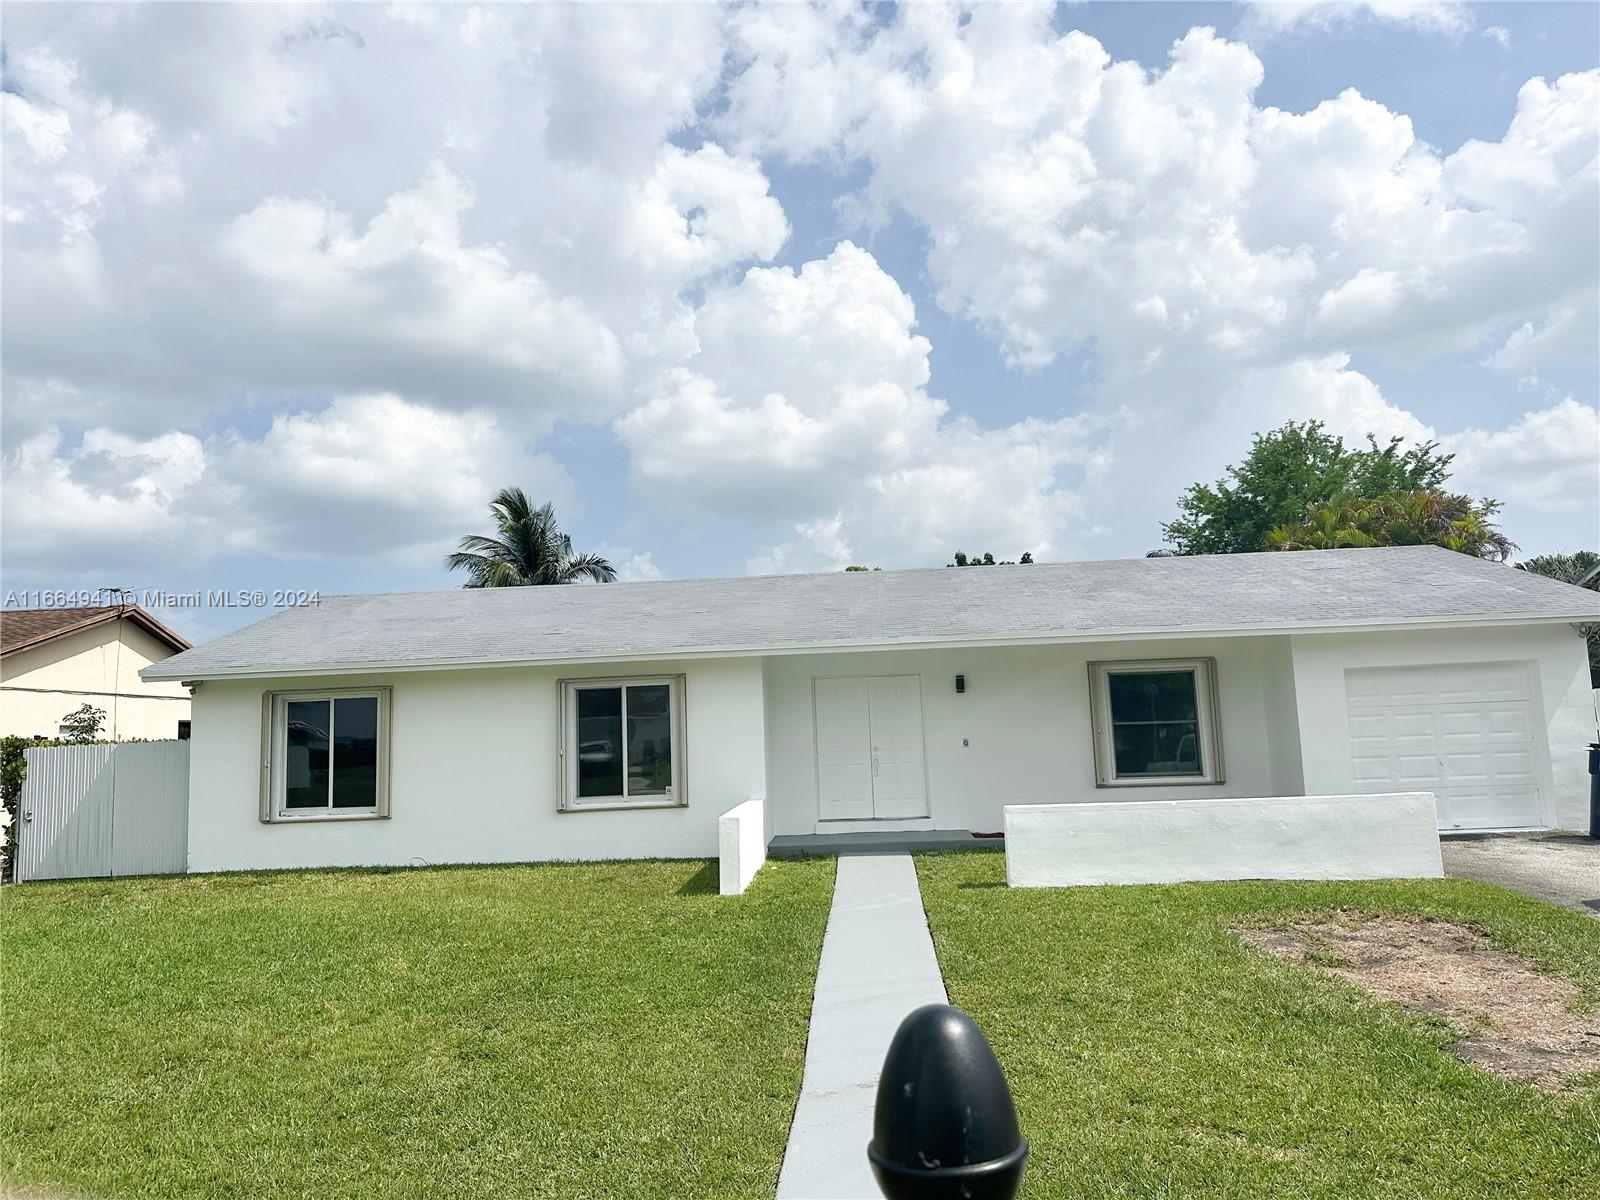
[14,742,189,882]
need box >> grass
[1,857,834,1199]
[915,852,1600,1200]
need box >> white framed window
[260,687,391,822]
[1089,659,1223,787]
[560,675,685,811]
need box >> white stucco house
[142,546,1600,875]
[2,605,192,740]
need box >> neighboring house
[1579,563,1600,591]
[2,605,192,740]
[142,546,1600,875]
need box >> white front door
[1344,662,1546,831]
[867,676,930,819]
[815,678,875,820]
[814,675,929,821]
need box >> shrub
[1,734,68,881]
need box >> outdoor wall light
[955,674,966,694]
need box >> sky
[2,0,1597,642]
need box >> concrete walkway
[776,853,947,1200]
[1442,832,1600,918]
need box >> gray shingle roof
[143,546,1600,681]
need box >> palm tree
[1265,490,1515,561]
[1516,551,1600,686]
[1514,550,1599,585]
[446,488,616,587]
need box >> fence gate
[15,742,189,881]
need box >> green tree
[446,488,616,587]
[1162,421,1456,555]
[1516,551,1600,685]
[948,551,1033,566]
[2,735,34,878]
[59,703,106,743]
[1514,550,1599,586]
[1265,490,1516,560]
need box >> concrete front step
[767,829,1002,858]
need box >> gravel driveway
[1442,833,1600,918]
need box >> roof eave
[123,608,192,654]
[3,606,191,659]
[140,609,1596,683]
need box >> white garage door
[1345,663,1546,832]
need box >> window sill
[559,798,686,813]
[265,811,388,824]
[1095,776,1224,789]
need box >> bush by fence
[2,736,65,882]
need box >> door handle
[872,755,880,777]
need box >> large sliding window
[561,676,685,810]
[262,688,391,821]
[1089,659,1223,786]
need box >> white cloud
[1486,293,1600,373]
[1,395,571,575]
[695,241,931,398]
[220,162,626,409]
[0,45,181,297]
[747,414,1099,573]
[0,8,799,445]
[0,4,357,141]
[1240,3,1476,40]
[502,3,727,167]
[1444,399,1600,513]
[617,244,942,511]
[717,9,1597,552]
[621,143,790,280]
[617,241,1101,568]
[1,5,1594,587]
[600,550,665,582]
[211,394,574,560]
[726,14,1598,377]
[2,427,206,573]
[0,7,772,585]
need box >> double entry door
[814,675,929,821]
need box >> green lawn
[1,858,834,1200]
[916,852,1600,1200]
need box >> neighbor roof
[143,546,1600,683]
[3,604,191,659]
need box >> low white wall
[186,656,767,873]
[1004,792,1444,888]
[718,797,767,895]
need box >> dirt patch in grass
[1236,914,1600,1092]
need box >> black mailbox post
[868,1004,1027,1200]
[1588,743,1599,839]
